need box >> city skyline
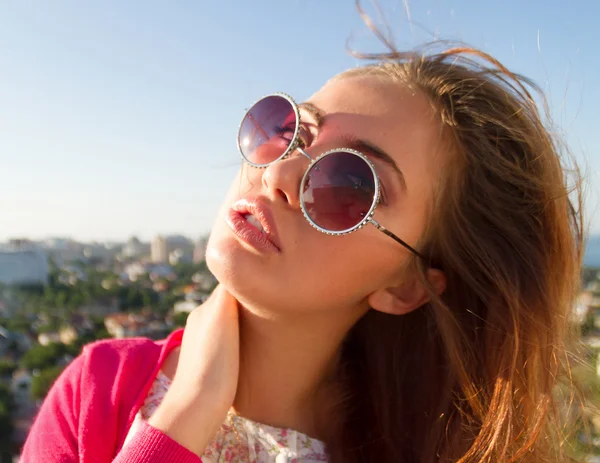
[3,1,599,241]
[0,234,207,247]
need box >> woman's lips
[226,199,281,253]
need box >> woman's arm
[112,421,201,463]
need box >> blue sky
[1,0,598,242]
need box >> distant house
[122,262,148,282]
[148,264,176,282]
[104,310,172,339]
[173,300,198,314]
[185,291,208,304]
[121,236,147,259]
[580,290,600,308]
[59,326,78,344]
[68,313,94,333]
[0,326,31,357]
[78,297,119,317]
[0,299,13,318]
[37,332,61,346]
[173,291,208,314]
[11,370,32,407]
[121,262,176,283]
[169,248,193,266]
[37,324,78,347]
[152,280,169,293]
[11,369,38,449]
[0,326,15,357]
[191,272,217,292]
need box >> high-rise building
[0,242,49,285]
[151,235,168,263]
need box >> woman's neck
[232,305,357,439]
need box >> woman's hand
[148,284,240,456]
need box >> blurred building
[166,235,193,250]
[104,310,172,339]
[0,242,49,286]
[11,369,37,455]
[122,236,147,259]
[38,326,78,346]
[11,370,32,407]
[122,262,147,282]
[169,248,193,266]
[78,298,119,317]
[173,300,198,314]
[193,237,208,264]
[148,263,176,281]
[83,242,120,264]
[151,235,168,264]
[191,271,217,292]
[42,238,85,266]
[174,290,209,314]
[0,326,31,357]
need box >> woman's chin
[205,235,289,312]
[206,233,261,290]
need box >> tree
[0,383,14,461]
[157,293,179,315]
[142,292,152,308]
[31,366,64,400]
[68,292,83,310]
[55,291,68,309]
[125,287,143,309]
[21,343,67,371]
[0,360,17,378]
[0,315,30,334]
[173,312,189,328]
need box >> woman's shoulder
[21,330,185,462]
[77,329,184,387]
[82,334,163,360]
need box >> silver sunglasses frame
[237,92,427,261]
[299,147,381,235]
[237,92,302,168]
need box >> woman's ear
[367,269,446,315]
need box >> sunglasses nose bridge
[296,147,313,162]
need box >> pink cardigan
[20,328,203,463]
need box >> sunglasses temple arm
[369,219,428,262]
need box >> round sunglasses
[237,92,426,261]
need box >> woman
[21,26,583,463]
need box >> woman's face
[207,75,445,316]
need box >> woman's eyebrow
[299,101,406,192]
[299,102,324,126]
[346,138,407,192]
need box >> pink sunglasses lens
[238,95,297,166]
[302,151,377,232]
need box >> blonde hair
[323,12,584,463]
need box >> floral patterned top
[124,371,329,462]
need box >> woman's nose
[261,148,312,208]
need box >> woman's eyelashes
[274,123,315,147]
[273,125,295,144]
